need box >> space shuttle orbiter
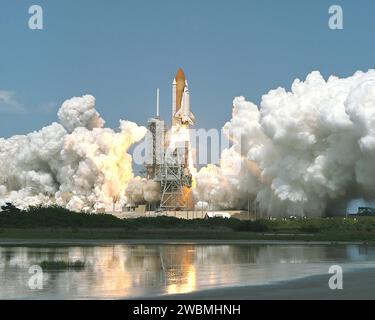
[172,68,195,126]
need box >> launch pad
[145,68,195,211]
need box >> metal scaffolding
[144,71,195,211]
[145,118,192,210]
[158,148,192,210]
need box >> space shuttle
[172,68,195,126]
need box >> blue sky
[0,0,374,137]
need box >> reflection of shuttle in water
[172,68,195,126]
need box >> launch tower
[145,68,195,210]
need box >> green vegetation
[39,260,85,271]
[0,204,123,228]
[1,204,375,241]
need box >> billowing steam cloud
[0,95,146,212]
[195,70,375,217]
[2,69,375,217]
[125,177,161,205]
[57,95,105,133]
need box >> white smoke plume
[57,95,105,133]
[0,94,146,212]
[195,70,375,217]
[125,177,147,205]
[3,70,375,217]
[125,177,161,206]
[143,180,161,203]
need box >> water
[0,243,375,299]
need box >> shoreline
[151,266,375,300]
[0,239,373,246]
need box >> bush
[300,224,320,233]
[0,205,125,228]
[0,203,21,214]
[232,220,270,232]
[40,260,85,271]
[3,203,375,237]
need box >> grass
[0,227,374,242]
[1,204,375,241]
[39,260,85,270]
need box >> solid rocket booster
[172,68,195,126]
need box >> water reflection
[0,244,374,299]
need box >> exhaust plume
[0,95,146,212]
[195,70,375,217]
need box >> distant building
[357,207,375,215]
[204,212,231,219]
[348,206,375,217]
